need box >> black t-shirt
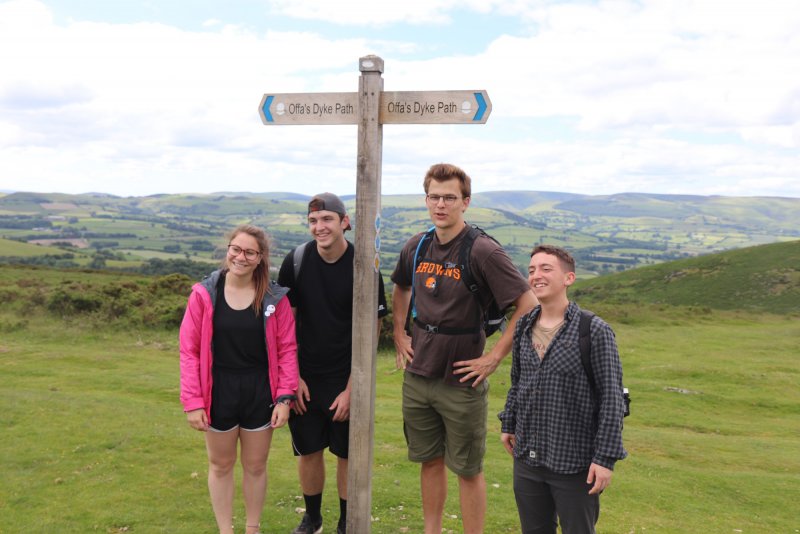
[278,241,388,379]
[212,273,268,372]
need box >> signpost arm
[347,54,384,534]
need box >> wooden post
[347,55,384,533]
[257,57,491,531]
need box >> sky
[1,0,799,198]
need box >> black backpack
[579,310,630,418]
[410,225,509,338]
[291,241,311,281]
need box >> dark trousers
[513,460,600,534]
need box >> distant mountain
[470,190,583,211]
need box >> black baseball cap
[308,192,351,230]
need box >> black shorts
[289,374,349,458]
[210,369,272,432]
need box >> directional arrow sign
[259,90,491,126]
[259,92,358,125]
[379,90,491,124]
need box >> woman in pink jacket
[180,224,298,534]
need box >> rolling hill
[1,190,798,277]
[571,239,800,314]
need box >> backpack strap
[579,310,596,392]
[292,241,310,281]
[459,226,486,341]
[458,226,481,293]
[409,227,435,322]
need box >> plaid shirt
[498,302,627,473]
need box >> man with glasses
[391,163,537,534]
[278,193,388,534]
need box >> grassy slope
[1,308,798,532]
[1,244,799,531]
[572,239,800,314]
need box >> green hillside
[572,240,800,314]
[1,261,799,531]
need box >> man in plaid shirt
[499,245,627,534]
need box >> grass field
[0,237,67,257]
[1,303,798,533]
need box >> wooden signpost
[258,55,491,533]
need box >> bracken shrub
[379,310,395,350]
[149,273,194,296]
[0,287,20,304]
[0,317,28,332]
[32,275,193,329]
[141,299,187,329]
[48,287,104,315]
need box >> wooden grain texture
[347,54,384,534]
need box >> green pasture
[124,237,226,254]
[0,238,66,257]
[0,228,43,239]
[261,212,307,228]
[382,208,429,227]
[134,194,311,222]
[1,300,798,532]
[63,218,187,236]
[117,249,216,263]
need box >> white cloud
[468,0,800,135]
[0,0,799,198]
[267,0,459,26]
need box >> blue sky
[1,0,799,198]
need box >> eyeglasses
[227,244,261,261]
[426,194,461,206]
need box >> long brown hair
[223,224,272,315]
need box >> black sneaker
[292,513,323,534]
[337,517,345,534]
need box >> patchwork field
[2,191,799,279]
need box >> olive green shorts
[401,371,489,477]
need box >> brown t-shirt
[391,224,530,386]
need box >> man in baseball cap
[278,191,387,534]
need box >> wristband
[275,394,296,406]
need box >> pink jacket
[179,271,298,423]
